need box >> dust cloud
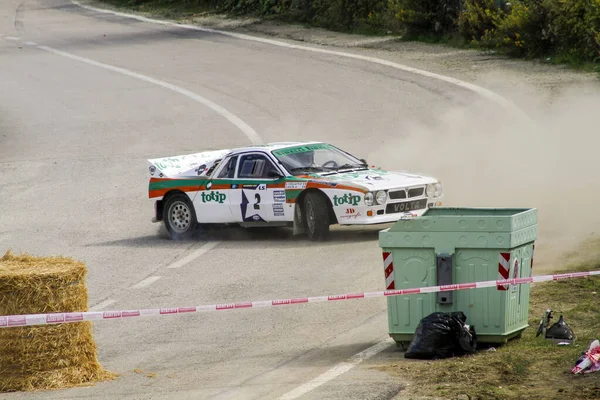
[369,70,600,274]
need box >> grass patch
[374,240,600,400]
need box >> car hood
[308,168,438,191]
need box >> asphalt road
[1,1,494,399]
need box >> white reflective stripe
[384,253,393,269]
[499,254,510,270]
[385,274,394,288]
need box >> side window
[217,156,238,179]
[205,160,221,177]
[237,154,279,179]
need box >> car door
[191,155,236,223]
[227,152,289,223]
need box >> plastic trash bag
[535,309,576,343]
[545,315,575,341]
[572,339,600,374]
[404,311,477,360]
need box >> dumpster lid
[385,207,537,233]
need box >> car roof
[226,141,323,156]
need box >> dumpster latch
[436,254,453,305]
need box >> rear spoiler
[147,149,231,178]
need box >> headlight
[364,192,374,206]
[375,190,387,205]
[427,182,443,197]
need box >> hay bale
[0,249,117,392]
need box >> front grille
[388,186,425,200]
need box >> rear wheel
[164,193,197,240]
[303,192,331,241]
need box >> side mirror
[268,170,284,179]
[360,158,368,166]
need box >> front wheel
[164,193,197,240]
[303,192,331,241]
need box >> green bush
[544,0,600,63]
[480,0,552,58]
[307,0,390,31]
[391,0,463,37]
[102,0,600,66]
[459,0,600,63]
[457,0,508,42]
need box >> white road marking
[24,41,37,46]
[167,241,220,269]
[90,299,117,311]
[278,338,393,400]
[131,276,162,289]
[71,0,531,123]
[35,44,263,145]
[5,36,20,41]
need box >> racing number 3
[254,194,261,209]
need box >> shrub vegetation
[103,0,600,68]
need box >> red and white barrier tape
[1,270,599,328]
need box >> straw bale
[0,249,117,392]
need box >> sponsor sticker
[285,181,307,190]
[273,190,286,203]
[154,157,182,170]
[201,191,226,203]
[273,203,285,216]
[311,180,337,187]
[195,164,207,176]
[272,143,331,156]
[332,192,361,206]
[339,212,361,220]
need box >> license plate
[385,199,428,214]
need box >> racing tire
[163,193,197,240]
[303,192,331,241]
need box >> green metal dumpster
[379,207,537,347]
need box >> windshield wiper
[290,166,326,174]
[335,163,367,171]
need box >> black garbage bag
[404,311,477,360]
[545,315,575,341]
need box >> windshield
[272,143,367,175]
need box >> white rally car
[147,141,443,240]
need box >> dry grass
[0,249,117,392]
[372,239,600,400]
